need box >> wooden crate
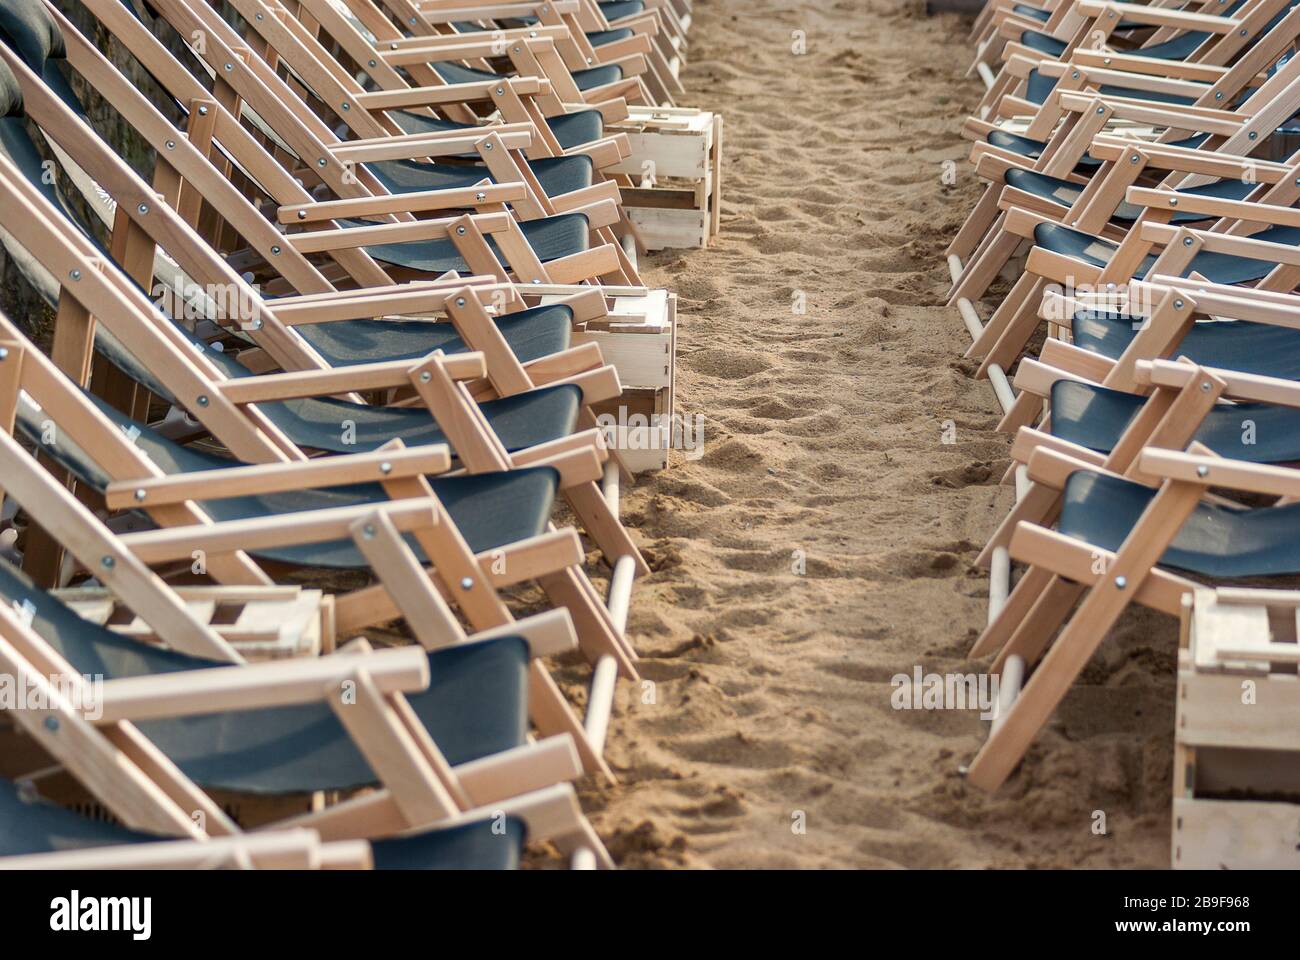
[1172,588,1300,869]
[608,106,722,250]
[556,287,677,473]
[52,585,333,658]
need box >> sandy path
[571,0,1176,868]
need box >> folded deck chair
[966,431,1300,790]
[309,0,685,113]
[362,0,673,105]
[961,178,1300,378]
[48,0,635,286]
[950,24,1300,305]
[0,31,647,582]
[179,0,647,273]
[0,303,628,782]
[976,0,1290,122]
[0,578,606,864]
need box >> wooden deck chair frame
[67,0,631,286]
[0,268,629,779]
[0,579,612,863]
[0,35,646,577]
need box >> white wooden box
[608,106,722,251]
[569,288,676,472]
[1172,589,1300,869]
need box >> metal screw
[1196,464,1210,479]
[1096,106,1105,115]
[1072,70,1080,79]
[198,105,209,116]
[484,142,493,150]
[44,716,58,732]
[495,86,504,95]
[1168,198,1178,206]
[69,270,81,281]
[455,297,466,306]
[271,245,281,256]
[297,210,307,220]
[1183,237,1193,246]
[368,59,377,67]
[459,577,474,590]
[456,226,466,235]
[1240,28,1248,35]
[138,203,149,215]
[1129,155,1139,164]
[317,158,328,167]
[362,524,375,539]
[419,371,432,382]
[475,191,486,201]
[1248,131,1258,140]
[196,395,210,407]
[134,489,146,502]
[224,63,233,72]
[165,139,176,150]
[1174,299,1185,308]
[249,318,263,330]
[0,348,7,361]
[379,461,392,475]
[1114,575,1127,589]
[101,556,116,569]
[1215,92,1224,100]
[1200,381,1212,393]
[513,46,521,53]
[341,102,350,111]
[531,278,541,284]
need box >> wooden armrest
[1129,187,1300,228]
[1075,0,1239,33]
[95,647,431,724]
[1138,447,1300,498]
[104,447,453,510]
[117,498,440,565]
[278,183,525,225]
[352,77,549,110]
[328,131,534,164]
[287,212,512,254]
[216,353,487,404]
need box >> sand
[575,0,1178,868]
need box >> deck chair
[364,0,675,106]
[950,13,1300,305]
[0,570,607,864]
[278,0,651,160]
[56,0,635,286]
[960,172,1300,379]
[976,0,1289,121]
[0,24,648,584]
[178,0,648,272]
[0,286,628,783]
[964,374,1300,789]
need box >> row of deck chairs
[949,0,1300,791]
[0,0,695,870]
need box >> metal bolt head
[1096,106,1105,114]
[1248,131,1258,140]
[484,142,493,151]
[198,105,209,116]
[379,461,393,475]
[138,203,149,215]
[495,86,504,95]
[362,523,375,539]
[1200,381,1212,392]
[134,488,146,502]
[475,191,486,201]
[69,269,81,281]
[368,59,377,67]
[224,62,233,72]
[1183,237,1193,246]
[455,297,466,307]
[1196,465,1210,477]
[341,102,350,111]
[1114,575,1127,589]
[196,395,210,407]
[1174,299,1185,308]
[271,245,281,256]
[459,577,474,590]
[1168,198,1178,206]
[1072,70,1080,79]
[456,226,466,235]
[166,139,176,150]
[419,371,432,382]
[44,716,58,732]
[318,158,328,167]
[0,347,7,360]
[1129,155,1138,164]
[1215,92,1224,100]
[101,555,115,569]
[297,210,307,220]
